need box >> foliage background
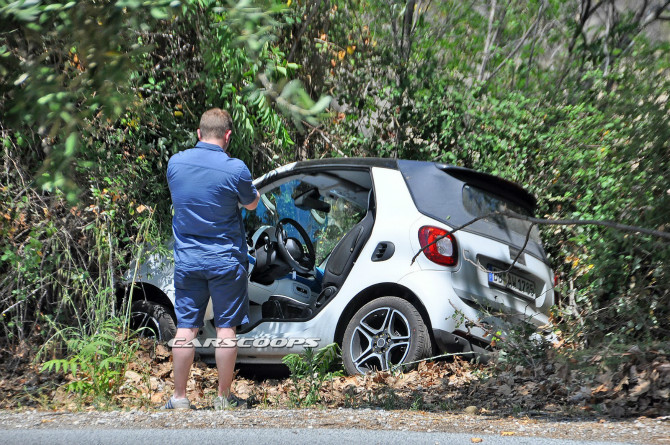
[1,0,669,357]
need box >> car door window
[314,193,365,265]
[243,178,366,266]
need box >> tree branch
[401,0,416,63]
[478,0,497,82]
[609,0,670,67]
[411,210,670,266]
[568,0,607,54]
[288,0,324,63]
[602,1,614,76]
[461,220,537,277]
[640,0,670,29]
[480,1,545,89]
[633,0,651,23]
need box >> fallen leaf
[124,370,142,384]
[373,372,390,383]
[464,405,478,415]
[154,362,172,378]
[629,380,651,398]
[155,344,170,359]
[471,438,483,443]
[497,384,513,396]
[593,383,610,394]
[613,375,629,392]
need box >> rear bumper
[432,329,492,363]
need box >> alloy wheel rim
[130,311,162,340]
[349,306,411,373]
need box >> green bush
[282,343,344,407]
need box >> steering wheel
[275,218,316,274]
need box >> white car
[124,158,556,374]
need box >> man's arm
[236,163,259,210]
[242,190,260,210]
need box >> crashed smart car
[123,158,556,374]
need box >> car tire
[342,296,432,375]
[130,300,177,342]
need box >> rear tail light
[418,226,458,266]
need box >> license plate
[487,265,537,299]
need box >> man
[164,108,260,410]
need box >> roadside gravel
[0,408,668,444]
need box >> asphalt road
[3,409,666,444]
[0,428,640,445]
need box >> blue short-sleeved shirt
[167,141,258,269]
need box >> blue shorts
[173,262,249,329]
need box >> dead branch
[411,210,670,265]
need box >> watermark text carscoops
[168,337,320,348]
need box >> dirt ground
[1,340,668,443]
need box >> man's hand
[242,191,260,211]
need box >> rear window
[463,185,541,244]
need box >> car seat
[261,189,376,319]
[315,189,376,307]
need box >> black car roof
[291,158,535,206]
[262,157,536,208]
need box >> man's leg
[172,327,199,399]
[215,326,237,397]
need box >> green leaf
[150,7,169,20]
[14,73,28,85]
[309,95,332,113]
[64,133,77,156]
